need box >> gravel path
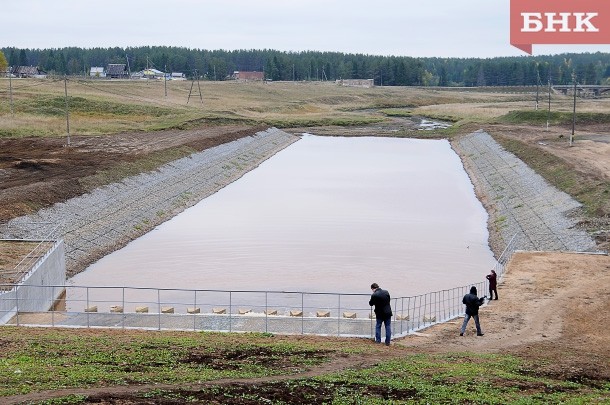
[3,128,299,276]
[453,130,597,255]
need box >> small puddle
[417,118,452,130]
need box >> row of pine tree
[3,47,610,86]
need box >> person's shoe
[477,333,484,336]
[385,343,390,346]
[459,333,463,336]
[494,298,498,300]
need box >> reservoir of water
[69,134,496,301]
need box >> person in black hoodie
[460,286,485,336]
[369,283,392,345]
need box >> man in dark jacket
[486,269,498,300]
[460,286,485,336]
[369,282,392,345]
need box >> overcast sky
[5,0,610,58]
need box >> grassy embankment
[494,109,610,219]
[0,327,607,404]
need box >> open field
[1,80,610,403]
[0,79,547,136]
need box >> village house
[106,64,129,79]
[142,68,165,80]
[230,71,264,81]
[11,66,47,78]
[336,78,375,88]
[89,67,106,78]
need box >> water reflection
[69,135,496,303]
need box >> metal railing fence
[3,280,490,338]
[1,232,525,337]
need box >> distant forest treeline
[3,46,610,86]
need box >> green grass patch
[40,352,610,404]
[16,95,176,118]
[498,110,610,126]
[379,108,413,117]
[264,116,383,128]
[495,135,610,217]
[0,328,334,397]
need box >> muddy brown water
[67,135,496,312]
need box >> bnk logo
[510,0,610,54]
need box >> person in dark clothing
[460,286,485,336]
[369,283,392,345]
[486,269,498,300]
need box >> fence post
[229,292,232,333]
[193,290,197,332]
[413,295,422,329]
[51,286,55,327]
[122,287,126,329]
[370,306,374,339]
[392,298,397,339]
[157,289,161,331]
[337,294,341,337]
[86,287,90,328]
[400,297,404,335]
[443,291,447,321]
[15,287,19,326]
[265,292,268,334]
[301,293,304,335]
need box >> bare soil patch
[398,251,610,382]
[489,123,610,182]
[0,241,52,285]
[0,125,264,223]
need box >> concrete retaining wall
[0,240,66,324]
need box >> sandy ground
[398,251,610,375]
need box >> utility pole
[9,66,14,116]
[64,76,71,146]
[164,64,168,97]
[546,74,551,131]
[125,54,131,77]
[187,69,203,106]
[570,74,577,147]
[535,69,540,110]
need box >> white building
[89,67,106,78]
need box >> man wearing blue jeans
[460,286,485,336]
[369,283,392,346]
